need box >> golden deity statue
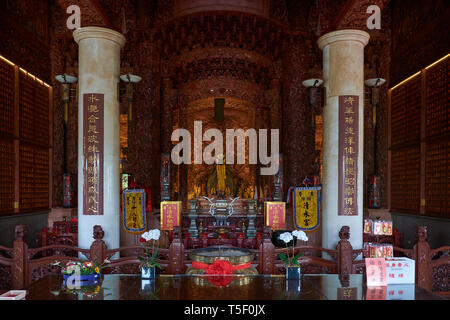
[216,154,226,192]
[249,185,255,199]
[207,154,234,197]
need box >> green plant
[137,246,161,269]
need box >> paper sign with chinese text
[265,202,286,230]
[160,201,181,231]
[122,189,147,234]
[83,93,104,215]
[365,258,387,287]
[292,187,321,232]
[385,258,415,284]
[338,95,359,216]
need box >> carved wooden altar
[180,197,264,249]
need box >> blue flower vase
[63,273,101,286]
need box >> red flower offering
[205,260,233,275]
[205,260,234,287]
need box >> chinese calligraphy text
[338,95,359,216]
[83,93,104,215]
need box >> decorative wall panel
[0,138,15,213]
[0,61,15,136]
[390,146,420,212]
[390,74,421,148]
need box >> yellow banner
[293,187,321,232]
[122,189,147,234]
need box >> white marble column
[317,30,369,254]
[74,27,126,254]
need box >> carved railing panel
[4,224,448,294]
[28,256,85,284]
[274,246,338,260]
[432,264,449,293]
[394,246,413,259]
[0,265,12,291]
[28,245,90,260]
[0,245,13,259]
[352,260,365,274]
[273,246,339,275]
[0,244,13,290]
[103,258,169,275]
[430,246,450,260]
[431,246,450,293]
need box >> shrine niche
[184,97,257,201]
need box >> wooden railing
[0,224,448,296]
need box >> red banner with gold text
[160,201,181,231]
[264,202,286,230]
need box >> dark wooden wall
[0,0,51,83]
[390,0,450,85]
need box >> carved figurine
[416,225,427,242]
[339,226,350,240]
[93,225,104,240]
[15,225,27,241]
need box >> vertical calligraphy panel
[338,96,359,216]
[83,93,104,215]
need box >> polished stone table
[24,274,445,300]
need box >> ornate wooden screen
[389,73,421,213]
[0,56,51,215]
[0,59,15,214]
[389,55,449,218]
[424,56,449,218]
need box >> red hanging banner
[160,201,181,230]
[264,202,286,230]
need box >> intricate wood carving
[432,264,450,293]
[0,265,12,291]
[154,11,288,61]
[260,226,275,274]
[168,226,185,274]
[413,226,432,291]
[90,225,107,263]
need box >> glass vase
[141,266,156,279]
[286,266,301,292]
[286,266,301,279]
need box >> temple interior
[0,0,448,300]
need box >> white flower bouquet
[138,229,161,269]
[279,230,309,267]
